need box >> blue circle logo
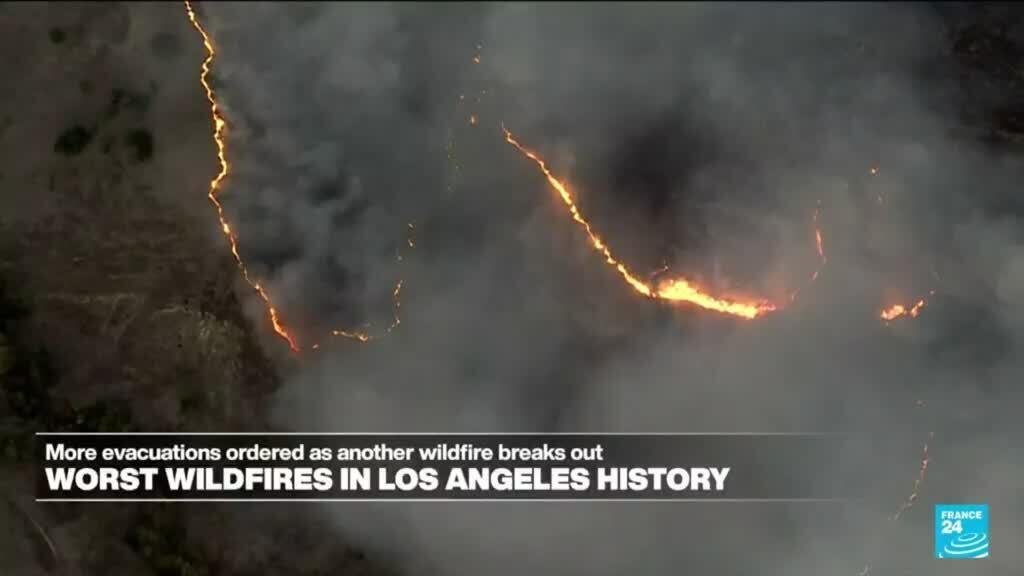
[939,532,989,559]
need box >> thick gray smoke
[201,3,1022,575]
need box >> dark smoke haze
[198,3,1021,575]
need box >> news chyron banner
[37,433,858,501]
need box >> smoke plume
[198,2,1023,574]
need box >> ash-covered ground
[2,2,1024,575]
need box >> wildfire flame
[858,425,935,575]
[813,208,826,266]
[503,125,776,319]
[880,290,934,322]
[184,0,301,352]
[786,203,828,303]
[809,202,827,283]
[892,431,934,521]
[185,1,407,352]
[328,276,406,344]
[502,123,938,330]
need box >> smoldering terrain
[2,2,1023,576]
[196,2,1024,575]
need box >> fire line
[892,430,933,521]
[503,122,932,326]
[503,125,778,319]
[184,0,300,351]
[184,1,406,352]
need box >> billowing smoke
[198,2,1022,574]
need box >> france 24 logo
[934,504,989,559]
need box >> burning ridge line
[184,0,406,353]
[503,125,801,320]
[857,428,935,576]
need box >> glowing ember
[814,209,826,265]
[810,202,827,282]
[892,431,934,521]
[880,291,934,322]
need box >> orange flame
[185,1,407,352]
[810,202,827,283]
[860,422,935,575]
[892,431,933,521]
[787,203,828,303]
[185,0,301,352]
[880,290,934,322]
[503,126,776,319]
[329,277,405,344]
[813,209,826,265]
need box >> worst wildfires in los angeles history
[1,2,1022,576]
